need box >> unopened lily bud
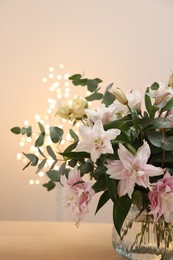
[110,86,128,105]
[168,73,173,87]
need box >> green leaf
[58,162,70,176]
[146,131,162,148]
[95,190,110,214]
[69,129,79,142]
[36,159,47,173]
[22,161,31,171]
[68,159,77,168]
[63,142,78,153]
[38,148,46,159]
[145,88,153,117]
[92,176,107,193]
[21,127,27,135]
[162,136,173,151]
[10,127,21,134]
[87,79,99,92]
[160,97,173,113]
[35,133,45,147]
[104,116,132,131]
[23,153,39,166]
[141,117,172,129]
[102,83,115,107]
[150,82,159,90]
[38,122,45,134]
[46,170,60,182]
[105,174,118,203]
[113,195,132,236]
[26,126,32,137]
[46,145,57,160]
[60,151,90,159]
[50,126,63,143]
[43,180,56,191]
[69,74,87,86]
[131,108,140,137]
[80,160,93,175]
[85,92,103,101]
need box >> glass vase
[112,205,173,260]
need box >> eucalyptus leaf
[43,180,56,191]
[10,127,21,135]
[26,126,32,137]
[38,148,46,159]
[36,159,47,173]
[35,132,45,147]
[86,79,99,92]
[85,92,103,101]
[69,129,79,142]
[50,126,63,143]
[38,122,45,134]
[23,153,38,166]
[46,170,60,182]
[46,145,57,160]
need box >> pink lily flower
[106,141,164,198]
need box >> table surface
[0,221,125,260]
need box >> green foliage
[43,180,56,191]
[50,126,63,143]
[23,153,39,167]
[113,195,132,236]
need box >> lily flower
[106,141,164,198]
[76,119,120,163]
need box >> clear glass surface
[112,205,173,260]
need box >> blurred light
[42,77,47,83]
[38,172,44,177]
[22,158,27,163]
[21,137,26,142]
[35,180,40,185]
[24,120,29,126]
[57,94,62,99]
[53,82,59,88]
[35,114,40,121]
[64,73,70,80]
[61,139,65,145]
[68,100,72,105]
[47,108,52,114]
[64,93,69,98]
[57,88,61,93]
[27,137,32,142]
[59,64,64,69]
[65,87,70,92]
[16,153,22,160]
[48,73,54,79]
[57,74,62,80]
[19,141,25,147]
[29,180,34,185]
[49,67,54,72]
[50,103,56,109]
[49,86,55,91]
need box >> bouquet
[11,72,173,237]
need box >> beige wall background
[0,0,173,223]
